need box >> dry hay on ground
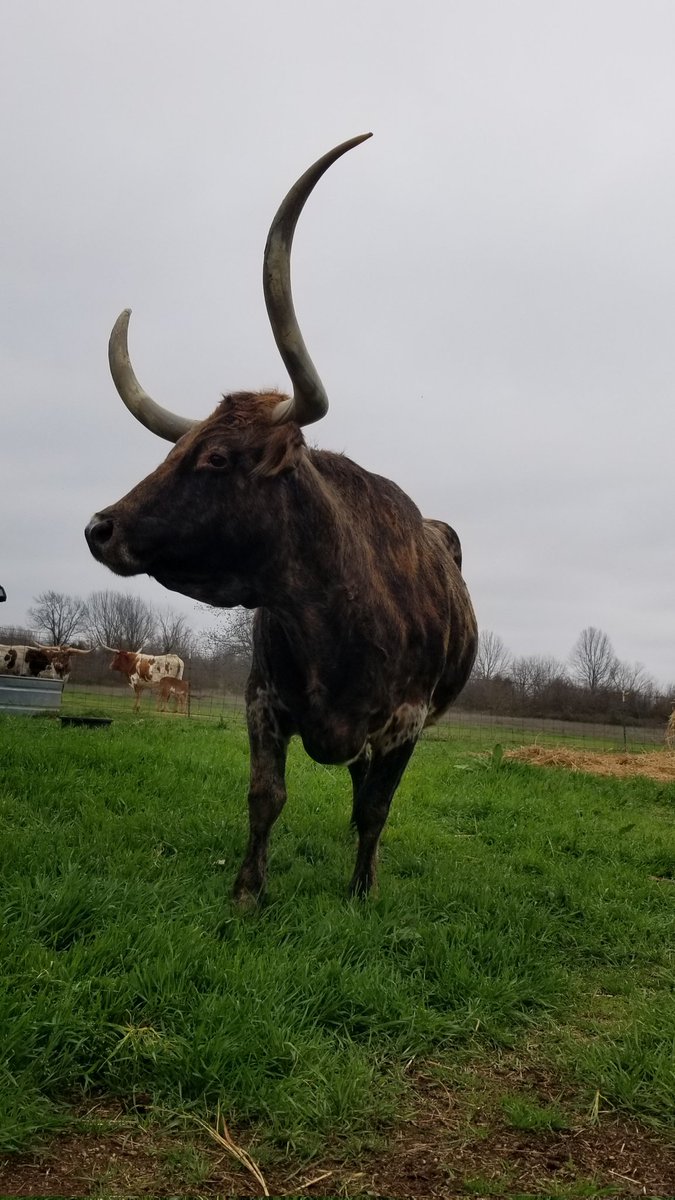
[506,744,675,782]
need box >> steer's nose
[85,514,114,551]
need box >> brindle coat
[85,135,478,900]
[87,389,477,897]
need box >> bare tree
[85,590,156,650]
[509,655,537,700]
[569,626,617,693]
[612,659,653,698]
[473,630,511,680]
[530,657,562,696]
[155,607,197,657]
[509,654,567,700]
[0,624,35,645]
[28,591,88,645]
[202,607,255,662]
[527,654,567,693]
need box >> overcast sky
[2,1,674,685]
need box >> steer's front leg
[233,686,289,906]
[349,739,416,897]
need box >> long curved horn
[108,310,196,444]
[264,133,372,427]
[108,134,371,437]
[99,643,118,653]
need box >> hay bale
[505,744,675,782]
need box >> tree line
[0,590,253,695]
[463,626,673,725]
[3,590,197,657]
[2,594,672,724]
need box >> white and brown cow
[106,649,184,712]
[0,644,90,681]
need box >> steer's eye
[207,452,228,468]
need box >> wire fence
[2,629,671,752]
[55,658,674,754]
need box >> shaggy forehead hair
[176,390,307,478]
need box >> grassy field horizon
[58,682,669,756]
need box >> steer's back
[0,645,62,681]
[422,518,478,721]
[133,654,185,687]
[0,646,21,675]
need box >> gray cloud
[2,0,674,682]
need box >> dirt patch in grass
[1,1062,673,1198]
[506,744,675,783]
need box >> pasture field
[0,715,673,1196]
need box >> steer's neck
[258,454,371,639]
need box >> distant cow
[105,648,184,712]
[0,644,90,681]
[666,710,675,748]
[156,675,190,714]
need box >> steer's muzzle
[85,509,167,578]
[85,514,114,556]
[85,512,140,575]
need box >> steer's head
[85,134,371,609]
[34,644,91,678]
[106,649,136,675]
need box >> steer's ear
[253,424,305,478]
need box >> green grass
[60,684,247,726]
[0,715,673,1160]
[499,1093,569,1132]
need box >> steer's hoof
[348,877,374,900]
[232,887,261,914]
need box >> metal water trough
[60,715,112,728]
[0,675,63,716]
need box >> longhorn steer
[0,644,90,681]
[106,649,184,712]
[85,134,478,901]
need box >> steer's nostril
[85,516,114,548]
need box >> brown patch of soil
[506,744,675,783]
[1,1062,673,1199]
